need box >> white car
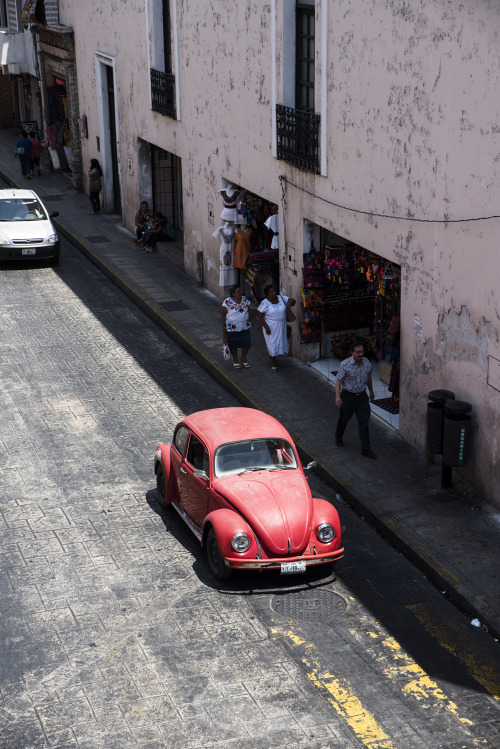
[0,189,60,265]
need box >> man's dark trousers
[335,391,371,452]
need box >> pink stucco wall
[59,0,500,505]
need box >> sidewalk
[1,127,499,640]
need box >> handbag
[280,296,296,323]
[15,146,25,155]
[223,344,231,360]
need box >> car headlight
[45,233,58,244]
[0,235,9,245]
[231,532,251,553]
[316,523,335,543]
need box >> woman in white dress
[257,284,296,371]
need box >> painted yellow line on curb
[408,602,500,700]
[350,629,472,726]
[270,623,397,749]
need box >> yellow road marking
[408,602,500,700]
[350,629,473,726]
[270,623,397,749]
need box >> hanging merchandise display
[213,224,238,287]
[214,181,279,298]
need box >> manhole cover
[271,588,347,622]
[161,300,191,311]
[86,235,110,243]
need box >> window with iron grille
[150,0,176,118]
[163,0,172,74]
[296,3,315,113]
[151,69,176,119]
[276,104,320,173]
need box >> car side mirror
[303,461,317,471]
[50,211,59,218]
[193,468,209,481]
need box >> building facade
[54,1,500,506]
[0,0,83,187]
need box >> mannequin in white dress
[218,183,242,223]
[213,221,238,286]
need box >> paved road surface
[0,239,499,748]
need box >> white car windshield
[214,438,298,477]
[0,198,47,222]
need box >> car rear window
[214,438,298,477]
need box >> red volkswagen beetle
[154,407,344,579]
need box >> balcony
[276,104,320,174]
[150,68,176,119]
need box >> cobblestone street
[0,245,350,748]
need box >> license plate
[280,560,306,574]
[22,248,36,255]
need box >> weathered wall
[60,0,500,505]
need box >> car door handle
[180,467,187,474]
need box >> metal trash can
[442,400,472,467]
[426,390,455,454]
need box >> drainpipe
[30,24,50,170]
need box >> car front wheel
[206,528,232,580]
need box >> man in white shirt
[334,340,377,459]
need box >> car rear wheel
[156,465,171,509]
[206,528,232,580]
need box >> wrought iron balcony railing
[276,104,320,174]
[151,68,176,119]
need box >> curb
[1,169,496,639]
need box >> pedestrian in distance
[257,284,296,372]
[88,159,102,215]
[14,130,32,180]
[335,339,377,458]
[29,133,42,177]
[221,284,252,368]
[134,201,150,243]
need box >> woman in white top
[257,284,296,371]
[221,284,253,368]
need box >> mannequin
[234,224,253,269]
[264,212,279,250]
[213,221,238,286]
[218,182,242,222]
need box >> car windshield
[0,198,47,222]
[214,438,298,477]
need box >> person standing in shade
[221,284,252,368]
[29,133,42,177]
[257,284,296,372]
[335,340,377,458]
[88,159,102,215]
[14,130,32,180]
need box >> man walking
[335,340,377,459]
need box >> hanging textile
[22,0,37,24]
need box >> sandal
[233,363,241,369]
[242,362,250,368]
[271,366,278,372]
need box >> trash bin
[426,390,455,454]
[442,400,472,467]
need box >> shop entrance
[46,76,71,173]
[152,146,183,239]
[230,187,279,304]
[304,230,401,428]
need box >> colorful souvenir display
[301,288,324,308]
[302,269,324,288]
[300,322,322,344]
[301,305,324,324]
